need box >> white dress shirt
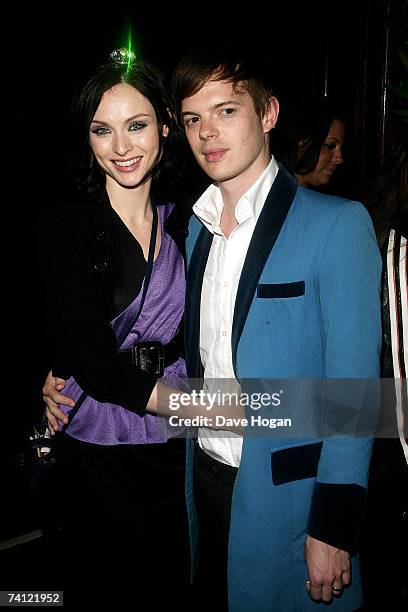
[193,157,279,466]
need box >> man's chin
[199,166,237,184]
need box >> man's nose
[199,117,218,140]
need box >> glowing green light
[126,29,133,78]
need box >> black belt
[120,334,181,378]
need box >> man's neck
[218,154,271,237]
[220,207,238,238]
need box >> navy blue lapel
[185,222,213,379]
[231,166,298,375]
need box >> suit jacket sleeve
[307,202,382,553]
[37,204,157,416]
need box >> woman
[38,48,191,607]
[273,97,345,189]
[359,134,407,608]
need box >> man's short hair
[172,44,275,124]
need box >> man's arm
[43,371,245,433]
[306,201,382,600]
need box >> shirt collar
[193,157,279,234]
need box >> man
[44,46,381,610]
[171,46,381,611]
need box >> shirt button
[223,281,229,287]
[222,331,227,337]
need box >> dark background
[14,0,405,427]
[2,0,406,604]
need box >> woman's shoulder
[40,188,110,235]
[157,197,192,259]
[383,223,408,247]
[394,221,408,240]
[37,188,117,264]
[159,196,192,232]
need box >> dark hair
[171,44,275,125]
[70,56,182,194]
[272,97,344,176]
[362,132,408,248]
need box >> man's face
[181,80,278,190]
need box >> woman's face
[297,118,344,188]
[89,83,168,189]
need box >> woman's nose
[333,147,343,165]
[113,133,132,156]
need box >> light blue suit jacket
[184,166,381,610]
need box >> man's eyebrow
[212,100,241,110]
[181,100,241,117]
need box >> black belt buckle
[131,341,164,377]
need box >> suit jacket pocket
[271,441,322,485]
[257,281,305,298]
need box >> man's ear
[263,96,279,134]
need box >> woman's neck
[106,178,153,225]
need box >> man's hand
[147,382,245,433]
[42,371,75,433]
[304,535,350,602]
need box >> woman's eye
[324,142,336,150]
[129,122,147,131]
[91,126,110,136]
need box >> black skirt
[54,434,191,608]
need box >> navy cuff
[307,482,367,554]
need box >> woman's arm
[38,203,157,416]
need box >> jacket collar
[231,165,297,374]
[185,164,298,379]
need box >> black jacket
[37,188,190,415]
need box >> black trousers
[54,434,191,608]
[193,444,238,612]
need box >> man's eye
[184,116,199,127]
[222,108,235,116]
[91,127,110,136]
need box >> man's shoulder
[296,187,359,212]
[293,188,372,229]
[187,214,206,243]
